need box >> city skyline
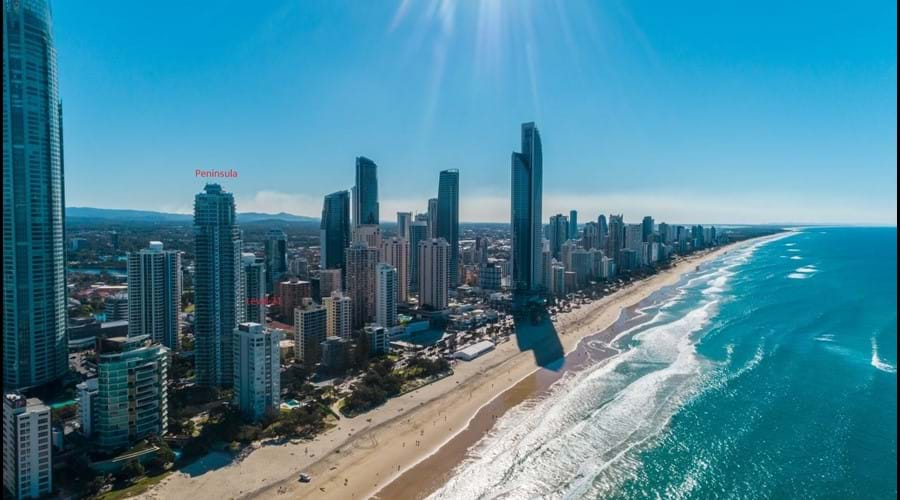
[52,1,896,225]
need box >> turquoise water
[430,228,897,499]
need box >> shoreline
[139,233,785,500]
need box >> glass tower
[320,190,351,278]
[436,169,459,285]
[193,184,242,387]
[569,210,578,240]
[95,336,168,450]
[3,0,69,389]
[264,229,287,293]
[511,122,543,292]
[353,156,379,227]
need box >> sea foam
[871,337,897,374]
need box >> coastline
[139,233,785,500]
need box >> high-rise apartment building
[375,263,398,328]
[607,214,625,264]
[437,169,460,285]
[3,0,69,390]
[381,237,409,303]
[323,291,352,339]
[276,278,311,322]
[625,224,644,252]
[318,269,343,297]
[408,221,429,293]
[418,238,450,310]
[353,156,379,227]
[353,224,383,252]
[642,216,654,243]
[193,183,242,387]
[295,300,327,366]
[127,242,182,349]
[233,323,281,422]
[345,243,379,328]
[548,214,569,260]
[582,222,600,250]
[241,253,266,324]
[396,212,412,239]
[427,198,438,238]
[95,336,168,450]
[3,394,52,499]
[569,210,579,240]
[511,122,544,292]
[264,229,288,293]
[320,191,351,279]
[478,263,502,290]
[597,214,609,252]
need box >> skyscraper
[320,190,351,278]
[582,221,600,250]
[95,336,168,450]
[241,253,266,324]
[626,224,644,251]
[381,237,409,303]
[264,229,288,294]
[427,198,438,238]
[417,238,450,310]
[569,210,579,240]
[511,122,544,292]
[127,242,182,349]
[396,212,412,240]
[353,224,383,251]
[3,0,69,390]
[642,216,654,243]
[353,156,379,227]
[437,169,460,285]
[345,242,379,328]
[548,214,569,260]
[408,221,429,292]
[375,263,398,328]
[233,323,281,422]
[597,214,609,252]
[607,214,625,264]
[194,184,242,387]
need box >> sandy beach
[139,236,778,500]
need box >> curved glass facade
[3,0,69,389]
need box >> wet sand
[139,237,779,500]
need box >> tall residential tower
[353,156,379,227]
[511,122,544,292]
[3,0,69,390]
[127,242,182,349]
[193,184,242,387]
[436,169,460,285]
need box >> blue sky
[55,0,896,224]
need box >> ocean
[429,227,897,499]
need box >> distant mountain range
[66,207,318,223]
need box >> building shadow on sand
[512,304,565,371]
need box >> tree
[86,476,108,496]
[118,459,145,483]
